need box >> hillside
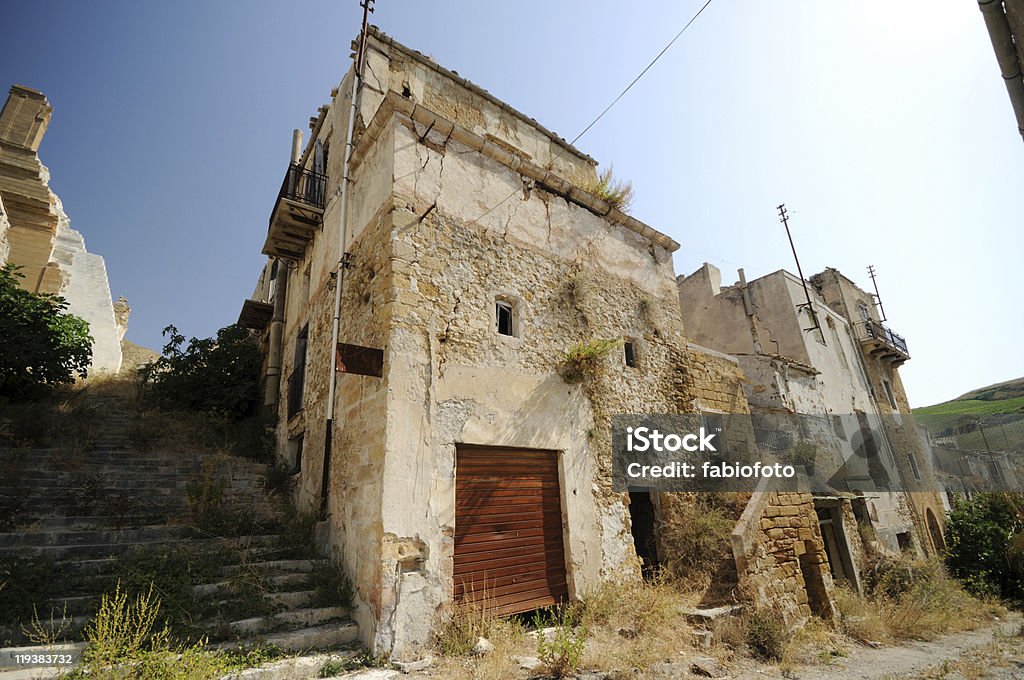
[914,377,1024,452]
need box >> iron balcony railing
[287,369,305,420]
[855,319,909,356]
[280,163,327,211]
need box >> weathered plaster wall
[811,269,947,555]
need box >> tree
[139,324,261,419]
[0,264,93,398]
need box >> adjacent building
[0,85,125,374]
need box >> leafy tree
[944,493,1024,601]
[0,264,93,398]
[139,324,261,419]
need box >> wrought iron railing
[287,369,305,420]
[855,319,909,355]
[279,163,327,211]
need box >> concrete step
[193,572,313,598]
[227,607,350,636]
[0,534,284,559]
[259,621,360,652]
[7,470,266,484]
[9,514,171,530]
[221,559,322,577]
[0,525,199,548]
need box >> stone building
[678,263,945,590]
[0,85,124,374]
[239,27,698,655]
[238,28,851,655]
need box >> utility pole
[867,265,887,322]
[778,204,824,343]
[322,0,375,519]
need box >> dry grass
[578,577,699,675]
[574,166,634,211]
[432,600,530,680]
[836,558,1006,645]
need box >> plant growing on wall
[574,165,634,211]
[559,338,621,385]
[0,264,93,398]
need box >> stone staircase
[0,397,358,677]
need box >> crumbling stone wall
[733,489,837,626]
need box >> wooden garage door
[454,446,568,615]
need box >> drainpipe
[979,0,1024,141]
[322,4,373,518]
[263,130,302,408]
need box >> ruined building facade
[678,263,948,592]
[0,85,125,373]
[240,29,929,655]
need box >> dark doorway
[628,491,659,577]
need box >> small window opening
[858,302,871,321]
[496,300,514,336]
[882,379,897,409]
[908,453,922,481]
[624,341,637,367]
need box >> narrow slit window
[496,300,514,336]
[624,341,637,367]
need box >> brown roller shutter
[454,446,568,615]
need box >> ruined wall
[732,489,837,626]
[374,101,689,654]
[0,85,122,373]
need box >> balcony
[262,163,327,260]
[854,319,910,365]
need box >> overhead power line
[466,0,715,227]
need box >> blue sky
[2,1,1021,407]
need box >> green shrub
[139,324,261,419]
[944,493,1024,601]
[0,265,93,398]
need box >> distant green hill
[913,377,1024,452]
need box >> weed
[656,494,738,584]
[533,605,586,678]
[264,462,295,495]
[319,658,348,677]
[744,606,790,661]
[22,603,72,646]
[560,338,621,384]
[575,165,634,211]
[435,598,501,657]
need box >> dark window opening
[288,433,304,476]
[896,531,912,552]
[624,341,637,367]
[287,325,308,420]
[496,300,514,336]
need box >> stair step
[221,559,321,577]
[0,534,283,559]
[259,621,360,652]
[228,607,350,635]
[193,572,312,597]
[0,525,198,548]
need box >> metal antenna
[778,204,824,343]
[867,265,888,322]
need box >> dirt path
[733,614,1023,680]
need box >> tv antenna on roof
[778,203,824,344]
[867,265,888,322]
